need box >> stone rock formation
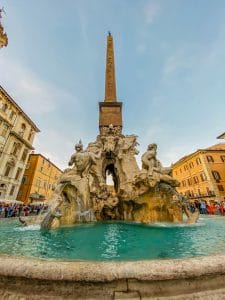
[21,129,198,229]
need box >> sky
[0,0,225,170]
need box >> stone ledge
[1,255,225,299]
[0,254,225,282]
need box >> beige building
[17,153,62,203]
[0,85,40,201]
[172,143,225,202]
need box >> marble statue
[68,140,94,177]
[20,129,198,228]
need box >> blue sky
[1,0,225,169]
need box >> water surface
[0,216,224,261]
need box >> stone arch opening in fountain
[105,163,118,192]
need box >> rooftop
[172,143,225,166]
[0,85,40,132]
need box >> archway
[105,163,119,193]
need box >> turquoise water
[0,216,225,261]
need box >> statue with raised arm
[68,140,94,177]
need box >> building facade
[0,86,39,201]
[172,144,225,202]
[17,153,62,203]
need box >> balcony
[10,130,34,150]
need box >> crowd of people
[0,202,48,218]
[189,200,225,215]
[1,199,225,219]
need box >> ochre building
[172,143,225,202]
[0,86,39,201]
[17,153,62,203]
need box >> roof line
[172,143,225,166]
[0,85,40,132]
[217,132,225,139]
[30,153,63,173]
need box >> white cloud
[144,0,161,24]
[162,48,194,81]
[33,129,73,170]
[0,55,74,116]
[0,55,82,170]
[159,145,192,167]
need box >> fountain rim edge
[0,254,224,282]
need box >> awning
[29,192,45,200]
[0,199,23,204]
[29,201,46,206]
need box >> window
[193,176,199,184]
[218,185,224,191]
[15,168,22,180]
[9,185,15,196]
[1,103,8,112]
[43,181,47,189]
[179,168,182,174]
[0,123,9,138]
[200,172,207,181]
[212,170,221,182]
[4,164,11,177]
[21,176,27,184]
[196,157,201,165]
[9,111,16,120]
[36,178,41,187]
[184,165,188,171]
[0,183,6,190]
[21,149,28,162]
[207,188,215,196]
[187,178,192,186]
[11,142,21,157]
[220,156,225,163]
[28,129,33,141]
[18,123,26,137]
[189,162,194,168]
[182,180,186,187]
[207,155,214,163]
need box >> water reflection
[101,224,121,258]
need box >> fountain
[27,138,198,229]
[2,34,225,299]
[21,33,197,229]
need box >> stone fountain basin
[1,255,225,299]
